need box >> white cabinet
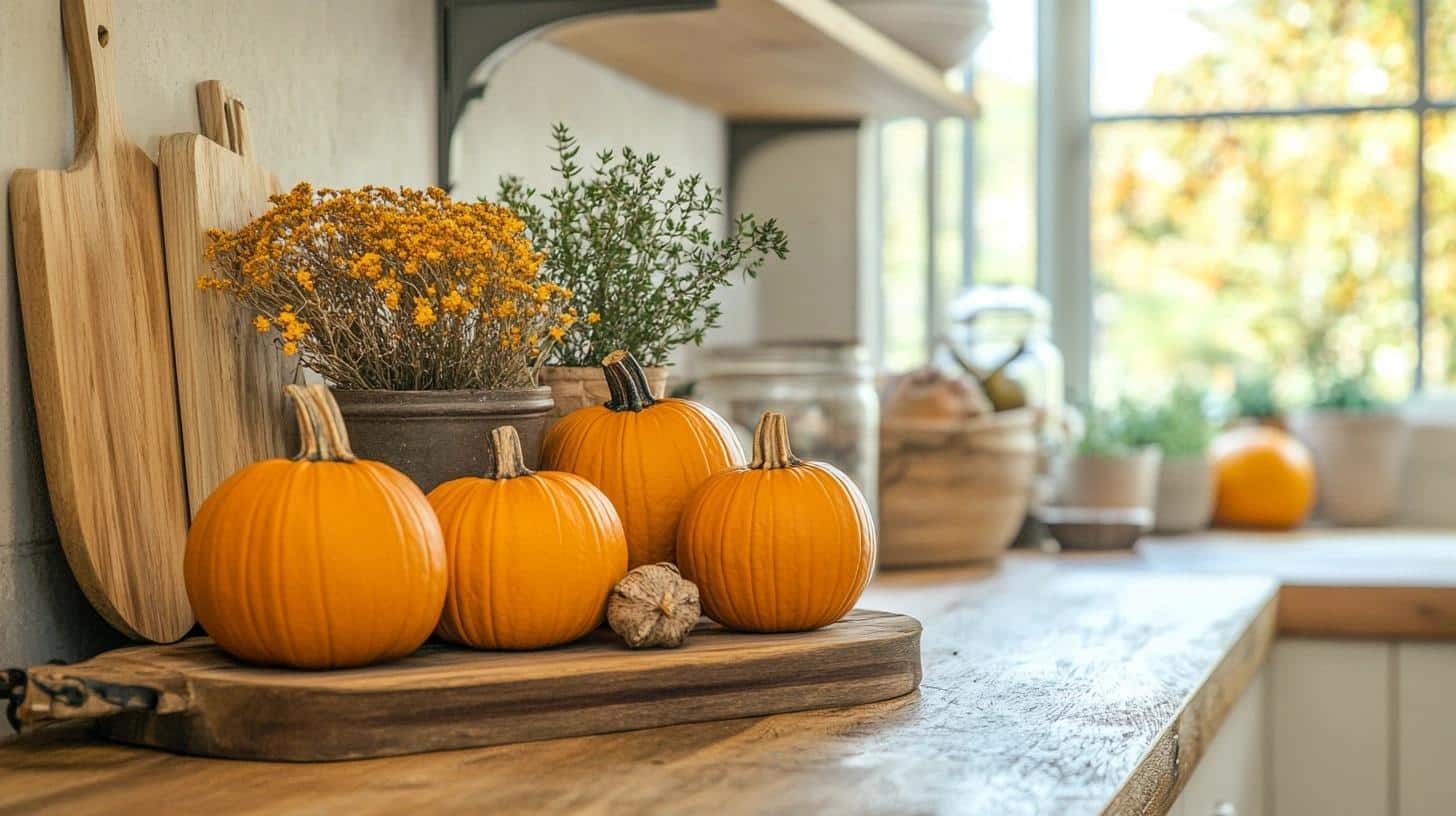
[1170,667,1268,816]
[1396,643,1456,816]
[1170,639,1456,816]
[1270,639,1392,816]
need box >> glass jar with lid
[943,286,1065,446]
[693,343,879,515]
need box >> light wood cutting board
[10,609,922,761]
[7,0,192,643]
[160,82,289,518]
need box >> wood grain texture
[6,0,191,642]
[1140,530,1456,638]
[195,80,230,149]
[0,565,1277,815]
[547,0,978,121]
[160,89,288,518]
[16,610,921,761]
[878,411,1039,566]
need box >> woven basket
[878,409,1038,567]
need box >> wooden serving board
[12,610,921,761]
[159,82,289,517]
[7,0,192,642]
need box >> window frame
[1056,0,1453,400]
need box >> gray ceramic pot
[1290,409,1408,526]
[1152,453,1215,534]
[330,388,554,492]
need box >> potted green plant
[1231,370,1285,430]
[1058,400,1163,512]
[498,124,789,416]
[201,183,572,491]
[1131,384,1217,534]
[1289,375,1408,526]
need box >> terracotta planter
[329,388,553,493]
[878,409,1038,567]
[540,365,669,418]
[1058,448,1162,511]
[1153,453,1215,534]
[1290,410,1408,526]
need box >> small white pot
[1152,453,1215,534]
[1058,448,1162,511]
[1290,410,1408,526]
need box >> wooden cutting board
[10,610,922,761]
[7,0,192,643]
[159,81,289,517]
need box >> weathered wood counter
[2,531,1453,815]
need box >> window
[1091,0,1453,404]
[877,0,1038,371]
[880,1,1456,406]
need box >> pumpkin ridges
[678,412,874,632]
[362,463,446,662]
[813,464,869,626]
[305,466,336,668]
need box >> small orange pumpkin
[1211,425,1316,530]
[677,411,876,632]
[185,385,447,669]
[430,425,628,650]
[543,350,744,569]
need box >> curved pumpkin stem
[750,411,801,470]
[286,384,358,463]
[486,425,534,479]
[602,349,657,412]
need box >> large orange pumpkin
[430,425,628,650]
[1211,425,1316,530]
[185,385,447,669]
[677,411,876,632]
[543,350,744,569]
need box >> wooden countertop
[3,530,1454,815]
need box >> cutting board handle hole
[97,26,109,47]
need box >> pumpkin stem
[486,425,533,479]
[602,349,657,412]
[749,411,801,470]
[287,384,358,463]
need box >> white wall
[735,128,867,346]
[0,2,729,671]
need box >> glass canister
[693,343,879,515]
[943,286,1066,446]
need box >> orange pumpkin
[430,425,628,650]
[185,384,447,669]
[543,350,744,569]
[677,411,875,632]
[1211,425,1316,530]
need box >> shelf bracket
[727,120,861,216]
[438,0,714,191]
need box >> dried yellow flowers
[200,183,575,390]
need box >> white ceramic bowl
[839,0,992,70]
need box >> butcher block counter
[3,530,1454,816]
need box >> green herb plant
[1232,370,1280,420]
[1311,374,1387,412]
[1128,383,1216,457]
[497,124,789,367]
[1077,400,1147,457]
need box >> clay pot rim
[541,365,670,375]
[330,386,553,416]
[1291,408,1405,425]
